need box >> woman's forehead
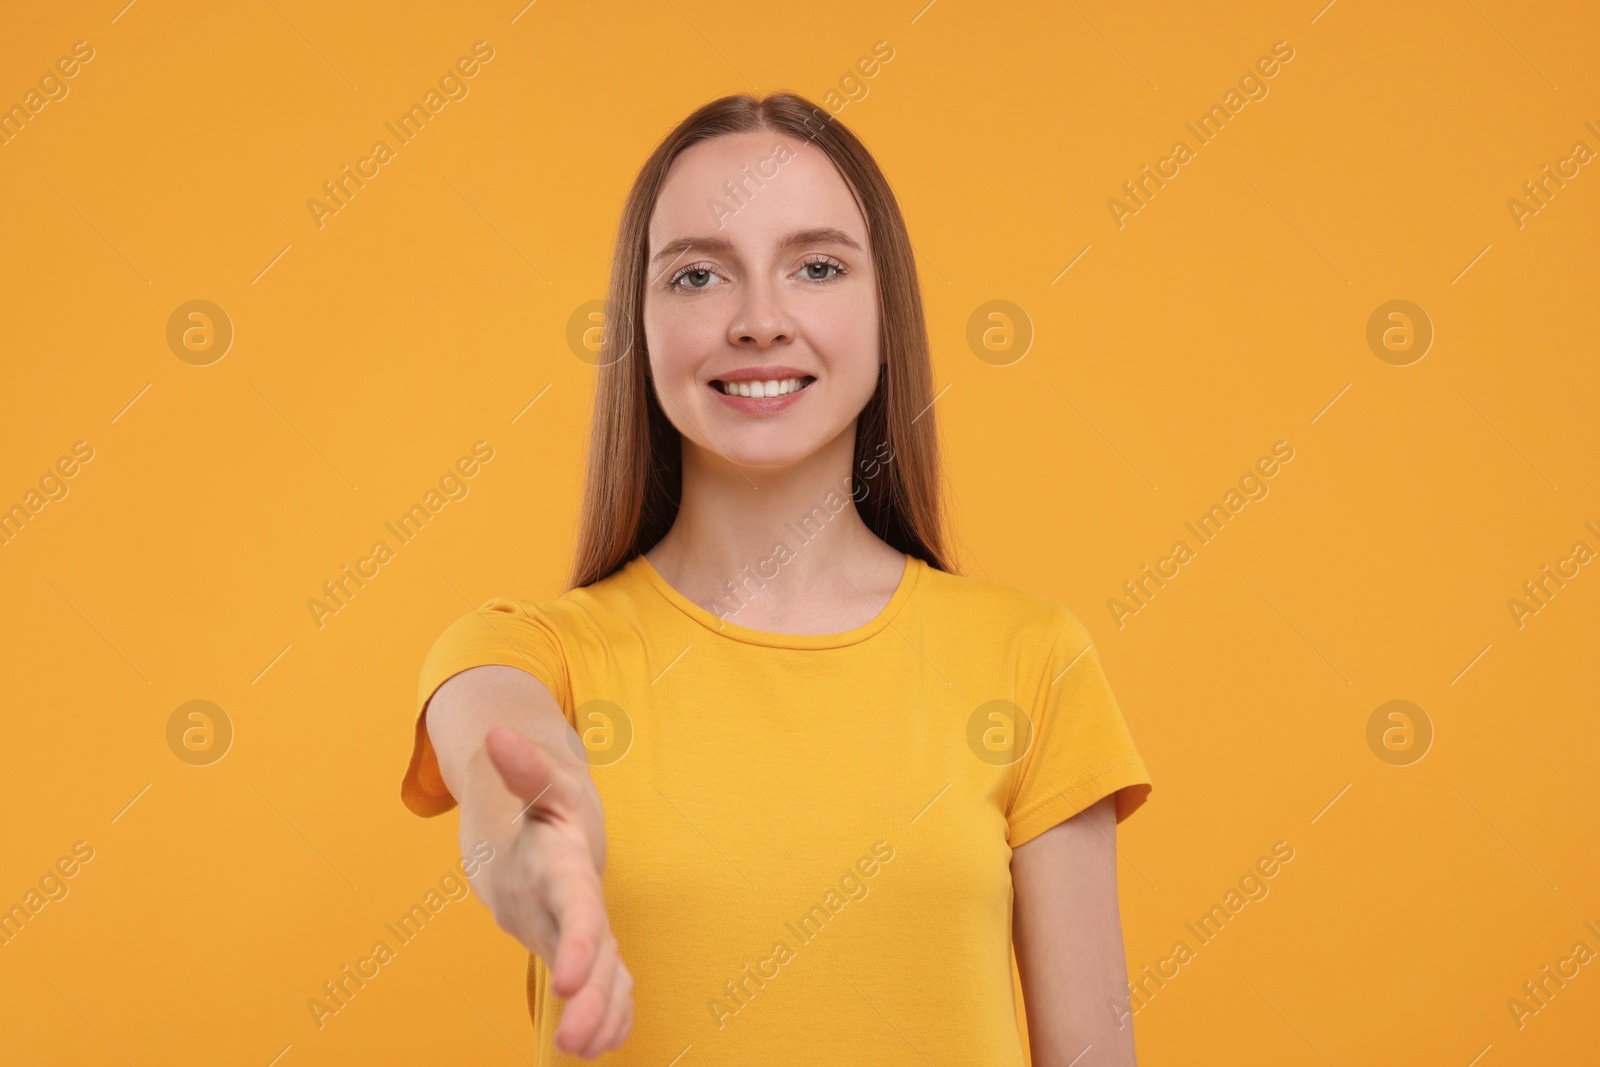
[649,132,868,252]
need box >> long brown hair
[567,91,955,591]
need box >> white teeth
[720,377,808,397]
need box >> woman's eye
[800,258,847,282]
[670,266,719,291]
[668,258,848,292]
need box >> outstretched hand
[482,725,633,1057]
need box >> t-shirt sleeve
[1005,605,1153,849]
[400,596,572,818]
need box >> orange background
[2,1,1596,1064]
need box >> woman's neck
[643,433,906,633]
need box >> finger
[611,985,635,1048]
[567,938,621,1057]
[582,959,634,1055]
[554,982,603,1057]
[617,991,635,1044]
[485,726,575,813]
[548,877,607,998]
[553,951,611,1055]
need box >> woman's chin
[695,435,826,474]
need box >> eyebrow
[649,226,864,268]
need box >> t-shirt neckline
[628,552,922,650]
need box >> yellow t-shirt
[401,551,1153,1065]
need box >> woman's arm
[425,664,634,1057]
[1011,793,1136,1066]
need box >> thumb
[485,726,577,816]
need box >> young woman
[402,92,1154,1065]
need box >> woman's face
[642,130,881,473]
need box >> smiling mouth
[708,376,817,398]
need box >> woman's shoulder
[915,560,1087,646]
[466,555,649,628]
